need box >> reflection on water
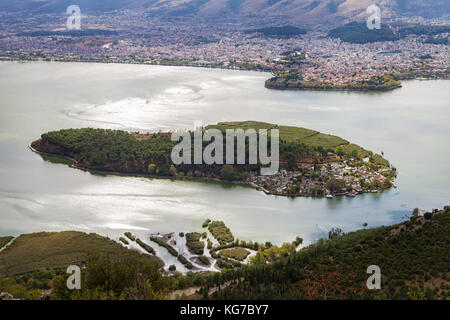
[0,61,449,245]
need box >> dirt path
[169,278,243,299]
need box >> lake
[0,61,449,246]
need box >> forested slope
[203,207,450,300]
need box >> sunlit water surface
[0,62,449,245]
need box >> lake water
[0,61,449,246]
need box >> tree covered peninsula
[265,71,402,91]
[31,121,396,197]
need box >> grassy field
[341,143,371,158]
[371,153,390,167]
[207,121,349,148]
[300,133,347,149]
[207,122,393,166]
[219,247,250,261]
[207,121,279,132]
[0,231,159,276]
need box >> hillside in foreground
[201,207,450,300]
[0,231,161,277]
[0,207,448,300]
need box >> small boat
[326,194,334,199]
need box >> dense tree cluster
[245,26,307,38]
[33,126,352,181]
[328,22,399,44]
[424,37,449,45]
[266,74,401,91]
[37,128,175,174]
[53,252,170,300]
[399,25,450,36]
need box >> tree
[53,252,169,300]
[328,227,345,239]
[220,165,237,181]
[169,165,178,177]
[250,252,266,266]
[335,146,345,157]
[239,172,250,181]
[294,237,303,246]
[326,178,346,193]
[408,284,427,300]
[148,163,157,174]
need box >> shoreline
[29,141,394,199]
[28,142,253,187]
[3,57,448,93]
[265,83,403,92]
[0,57,271,74]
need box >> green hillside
[203,207,450,300]
[0,231,160,276]
[329,22,400,44]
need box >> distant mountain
[1,0,449,25]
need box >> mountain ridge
[1,0,449,25]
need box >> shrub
[147,163,157,174]
[136,238,155,255]
[150,237,178,257]
[220,165,237,181]
[198,255,210,265]
[186,233,204,255]
[208,221,234,245]
[202,219,211,228]
[124,232,135,241]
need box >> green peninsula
[265,73,402,92]
[30,121,395,197]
